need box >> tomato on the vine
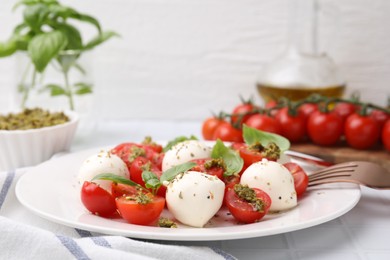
[202,117,224,140]
[298,103,318,121]
[80,181,117,217]
[225,184,271,224]
[231,102,256,126]
[283,163,309,197]
[370,109,390,132]
[245,114,282,135]
[307,111,343,146]
[116,193,165,226]
[275,107,307,142]
[212,122,243,142]
[332,102,359,123]
[345,113,380,149]
[382,120,390,152]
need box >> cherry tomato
[202,117,224,140]
[382,120,390,152]
[81,181,117,218]
[237,143,279,171]
[245,114,282,135]
[231,103,256,126]
[225,185,271,224]
[275,107,307,142]
[332,102,359,123]
[345,113,380,149]
[283,162,309,197]
[212,122,243,142]
[265,100,277,109]
[111,183,138,198]
[191,158,225,180]
[370,109,389,132]
[307,111,343,146]
[111,142,144,169]
[298,103,318,120]
[116,194,165,226]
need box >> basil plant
[0,0,118,110]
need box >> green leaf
[160,162,197,184]
[92,173,144,189]
[142,171,161,190]
[243,125,290,152]
[28,30,67,72]
[42,84,66,96]
[74,82,93,95]
[0,39,17,57]
[211,139,243,176]
[83,31,119,51]
[23,3,49,33]
[51,23,82,50]
[163,135,198,153]
[71,13,102,33]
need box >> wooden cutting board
[291,143,390,171]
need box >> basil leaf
[51,23,83,50]
[74,82,93,95]
[163,135,198,152]
[211,139,243,176]
[83,31,119,51]
[0,39,17,57]
[142,171,161,190]
[243,124,290,152]
[28,30,67,72]
[23,4,49,33]
[92,173,141,188]
[42,84,66,96]
[160,162,197,183]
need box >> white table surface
[9,119,390,259]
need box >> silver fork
[308,161,390,189]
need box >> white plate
[15,147,361,241]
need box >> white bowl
[0,110,79,171]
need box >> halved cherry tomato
[111,183,138,198]
[212,122,243,142]
[191,158,225,180]
[245,114,282,135]
[232,143,279,171]
[81,181,117,217]
[202,117,224,140]
[116,194,165,226]
[111,143,144,169]
[225,185,271,224]
[283,162,309,197]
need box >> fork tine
[308,164,357,179]
[308,178,361,187]
[309,172,353,182]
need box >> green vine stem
[63,69,74,111]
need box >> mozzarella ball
[240,159,297,212]
[166,171,225,227]
[162,140,212,171]
[78,151,129,193]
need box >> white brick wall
[1,0,389,120]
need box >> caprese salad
[78,126,309,228]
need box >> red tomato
[111,183,138,198]
[283,163,309,197]
[111,142,144,169]
[191,158,225,180]
[245,114,282,135]
[382,120,390,152]
[265,100,277,109]
[370,109,390,132]
[275,107,307,142]
[81,181,117,217]
[202,117,224,140]
[332,102,359,123]
[307,111,343,146]
[116,194,165,226]
[231,103,256,126]
[225,185,271,224]
[212,122,243,142]
[345,113,380,149]
[238,144,279,170]
[298,103,318,120]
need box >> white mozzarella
[165,171,225,227]
[162,140,212,172]
[78,151,129,193]
[240,159,297,212]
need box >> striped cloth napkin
[0,169,235,260]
